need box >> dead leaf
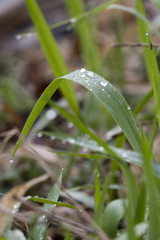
[0,174,49,236]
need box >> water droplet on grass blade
[10,158,13,163]
[99,146,104,152]
[127,106,131,110]
[80,68,86,73]
[50,136,56,140]
[15,35,22,40]
[146,32,149,36]
[100,79,108,87]
[26,33,32,38]
[81,74,85,78]
[87,71,94,77]
[70,18,76,23]
[68,122,74,128]
[37,132,42,138]
[68,138,75,144]
[46,109,57,120]
[122,152,127,158]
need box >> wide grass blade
[12,69,140,157]
[102,199,127,238]
[25,0,79,116]
[60,70,141,152]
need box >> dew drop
[108,94,110,97]
[102,88,104,91]
[37,132,42,138]
[42,215,46,219]
[68,138,75,144]
[127,106,131,110]
[46,109,57,120]
[80,68,86,73]
[10,158,13,163]
[50,136,56,140]
[68,122,74,128]
[122,152,127,158]
[99,146,104,152]
[87,71,94,77]
[81,74,85,78]
[70,18,76,23]
[100,79,108,87]
[15,35,22,40]
[146,32,149,36]
[26,33,32,38]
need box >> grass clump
[1,0,160,239]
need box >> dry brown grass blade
[0,174,49,236]
[0,128,19,155]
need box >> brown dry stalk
[112,42,160,48]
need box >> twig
[112,42,160,48]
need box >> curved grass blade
[43,131,142,166]
[115,223,148,240]
[20,0,119,42]
[25,0,79,117]
[108,4,154,30]
[60,70,141,152]
[102,199,127,238]
[12,70,141,160]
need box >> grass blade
[102,199,127,238]
[33,169,63,240]
[135,0,152,83]
[60,70,141,152]
[25,0,79,116]
[29,197,77,209]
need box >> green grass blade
[41,131,142,165]
[102,199,127,238]
[134,180,147,224]
[25,0,79,116]
[33,169,63,240]
[134,89,153,115]
[109,4,151,25]
[141,133,159,240]
[150,0,160,9]
[11,78,63,158]
[94,175,110,225]
[11,70,141,162]
[94,167,100,216]
[147,34,160,128]
[65,0,100,70]
[60,70,141,152]
[29,197,77,209]
[135,0,152,83]
[115,223,148,240]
